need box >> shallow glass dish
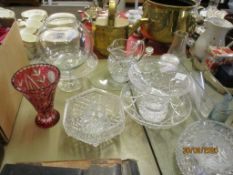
[176,120,233,175]
[63,88,125,147]
[60,52,98,79]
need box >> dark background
[0,0,231,9]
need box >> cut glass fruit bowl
[176,120,233,175]
[128,57,193,97]
[120,57,192,129]
[63,88,125,146]
[120,84,192,129]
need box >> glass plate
[38,52,98,78]
[63,88,125,146]
[120,84,192,129]
[71,52,99,78]
[176,120,233,175]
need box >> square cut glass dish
[63,88,125,147]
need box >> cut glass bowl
[128,57,193,97]
[63,88,125,147]
[120,84,192,129]
[121,57,192,129]
[176,120,233,175]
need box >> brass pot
[92,0,197,56]
[93,17,130,56]
[140,0,197,43]
[92,0,134,56]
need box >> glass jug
[107,38,145,83]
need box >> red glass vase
[11,64,60,128]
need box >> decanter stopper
[145,46,154,56]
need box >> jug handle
[133,40,145,61]
[128,18,149,36]
[78,10,92,23]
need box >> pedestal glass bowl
[63,88,125,146]
[39,17,95,92]
[121,57,193,129]
[176,120,233,175]
[11,64,60,128]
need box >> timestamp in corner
[183,147,219,154]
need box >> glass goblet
[11,64,60,128]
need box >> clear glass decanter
[167,30,188,63]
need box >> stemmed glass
[39,16,94,92]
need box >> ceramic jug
[193,17,233,61]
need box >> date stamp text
[183,147,218,154]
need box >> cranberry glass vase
[11,64,60,128]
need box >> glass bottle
[208,94,233,123]
[167,30,188,63]
[208,0,220,8]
